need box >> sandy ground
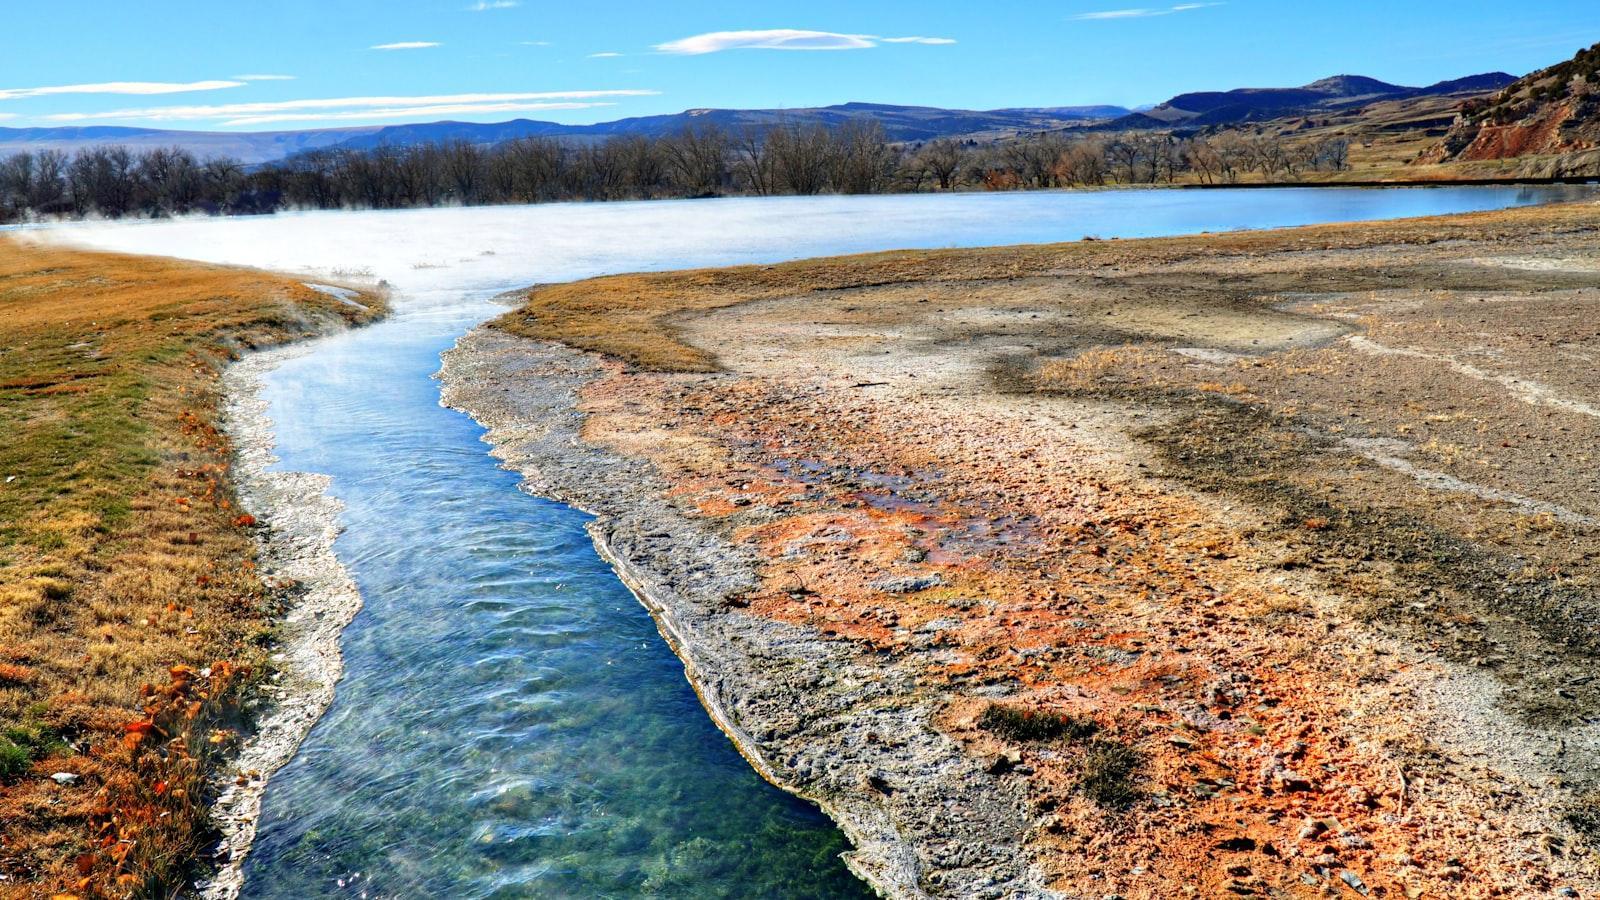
[444,201,1600,898]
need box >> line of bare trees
[0,124,1350,224]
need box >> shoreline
[438,331,1057,898]
[440,201,1600,897]
[201,342,366,899]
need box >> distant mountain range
[327,102,1133,153]
[0,124,388,166]
[1103,72,1516,130]
[0,70,1521,165]
[0,103,1129,165]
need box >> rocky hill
[1418,42,1600,175]
[1105,72,1514,130]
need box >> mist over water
[47,187,1593,897]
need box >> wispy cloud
[233,74,296,82]
[40,90,660,127]
[587,51,623,58]
[519,40,551,46]
[1071,3,1222,20]
[468,0,519,9]
[655,29,955,55]
[370,41,440,50]
[0,80,243,101]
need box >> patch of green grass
[0,740,30,781]
[0,721,64,782]
[978,703,1098,742]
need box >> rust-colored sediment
[464,201,1600,898]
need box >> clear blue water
[50,186,1596,897]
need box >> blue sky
[2,1,1597,132]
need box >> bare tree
[831,121,898,194]
[1056,138,1108,186]
[915,138,963,190]
[661,124,729,196]
[1184,138,1218,185]
[767,124,834,195]
[1106,138,1147,184]
[441,140,485,204]
[68,146,137,217]
[732,127,778,196]
[615,135,668,198]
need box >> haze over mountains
[0,69,1519,165]
[0,103,1130,165]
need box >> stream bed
[50,186,1595,898]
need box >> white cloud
[371,41,441,50]
[654,29,954,55]
[519,40,551,46]
[468,0,519,8]
[0,113,16,121]
[0,80,244,101]
[587,52,623,58]
[1071,3,1221,20]
[40,90,661,126]
[234,74,296,81]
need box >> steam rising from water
[35,187,1592,897]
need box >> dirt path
[445,201,1600,898]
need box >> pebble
[50,772,78,785]
[872,574,945,594]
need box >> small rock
[1297,818,1327,840]
[50,772,78,785]
[1338,833,1373,850]
[988,750,1023,775]
[872,574,945,594]
[1273,767,1314,792]
[1339,870,1369,895]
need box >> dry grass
[0,234,382,897]
[491,200,1600,373]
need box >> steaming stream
[47,187,1593,897]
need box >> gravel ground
[434,201,1600,899]
[203,345,364,900]
[439,332,1057,899]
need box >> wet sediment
[442,202,1600,898]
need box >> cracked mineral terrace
[442,200,1600,898]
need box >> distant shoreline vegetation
[0,124,1354,224]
